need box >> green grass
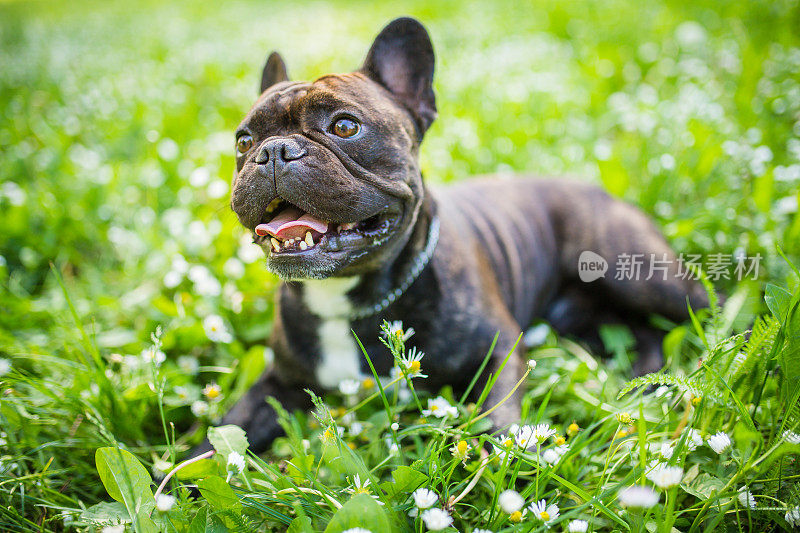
[1,0,799,531]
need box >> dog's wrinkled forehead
[244,73,417,141]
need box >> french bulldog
[219,17,708,453]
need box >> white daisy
[618,486,659,508]
[203,314,233,343]
[515,424,557,449]
[342,528,372,533]
[347,474,372,495]
[515,425,535,448]
[498,489,524,514]
[102,526,125,533]
[422,396,458,418]
[738,487,756,509]
[190,400,209,417]
[338,379,360,396]
[646,464,683,489]
[202,383,222,401]
[542,444,569,464]
[420,508,453,531]
[412,488,439,509]
[399,347,426,377]
[384,321,415,342]
[155,493,176,512]
[542,449,560,464]
[529,499,560,526]
[473,529,494,533]
[568,519,589,532]
[140,347,166,366]
[707,432,731,454]
[177,355,199,375]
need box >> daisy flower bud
[618,486,659,508]
[568,519,589,532]
[706,432,731,454]
[451,440,470,462]
[155,493,176,512]
[412,488,438,509]
[226,451,245,474]
[420,508,452,531]
[646,464,683,489]
[498,489,524,514]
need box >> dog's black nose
[254,137,307,165]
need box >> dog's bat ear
[361,17,436,136]
[261,52,289,94]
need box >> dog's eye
[332,118,360,138]
[236,135,253,154]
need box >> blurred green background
[1,0,799,523]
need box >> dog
[219,17,708,453]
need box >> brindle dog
[213,17,707,453]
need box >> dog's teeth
[305,231,314,246]
[299,241,308,251]
[270,238,280,252]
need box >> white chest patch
[302,277,362,389]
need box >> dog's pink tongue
[255,207,329,239]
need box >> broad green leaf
[95,447,156,524]
[207,425,249,459]
[287,515,314,533]
[80,501,130,524]
[765,283,792,320]
[380,465,427,499]
[206,514,229,533]
[188,507,208,533]
[176,458,223,480]
[135,509,161,533]
[197,475,241,512]
[286,454,315,484]
[681,473,725,500]
[323,494,392,533]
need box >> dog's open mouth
[253,198,398,255]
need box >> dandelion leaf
[95,447,156,522]
[323,494,392,533]
[207,425,249,459]
[197,475,241,512]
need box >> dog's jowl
[219,17,708,453]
